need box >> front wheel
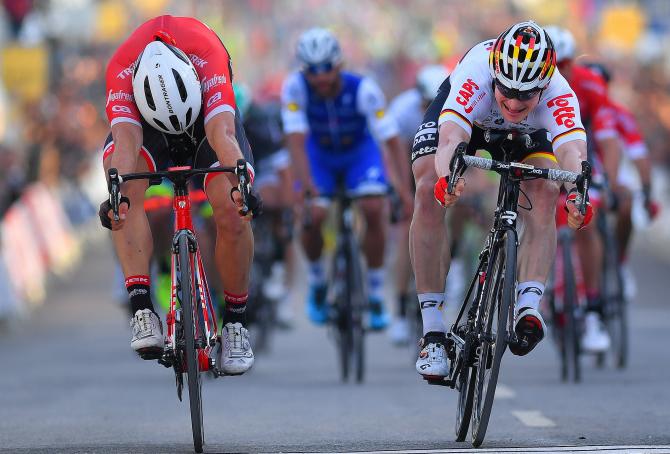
[471,231,516,447]
[178,235,204,453]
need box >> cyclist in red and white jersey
[411,21,591,378]
[99,15,259,375]
[546,26,624,352]
[586,62,659,299]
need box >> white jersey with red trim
[105,15,236,130]
[438,40,586,150]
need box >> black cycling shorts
[102,108,254,188]
[410,77,556,165]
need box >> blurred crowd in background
[1,0,669,217]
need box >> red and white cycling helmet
[489,20,556,92]
[132,39,202,134]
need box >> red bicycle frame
[164,167,218,372]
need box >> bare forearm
[435,123,469,178]
[109,123,143,175]
[598,137,622,185]
[634,156,652,188]
[286,132,311,188]
[555,140,586,191]
[383,135,411,193]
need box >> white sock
[418,292,446,335]
[516,281,545,311]
[367,267,385,301]
[308,259,325,286]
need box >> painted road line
[511,410,557,427]
[275,446,670,454]
[495,383,516,399]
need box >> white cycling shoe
[416,332,450,378]
[509,307,546,356]
[130,309,164,354]
[582,312,611,353]
[221,322,255,375]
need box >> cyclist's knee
[358,196,386,226]
[413,166,443,224]
[524,178,559,214]
[212,202,248,238]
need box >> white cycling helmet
[544,25,576,63]
[296,28,342,68]
[489,20,556,91]
[416,65,450,101]
[132,40,202,134]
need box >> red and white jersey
[438,40,586,150]
[611,102,648,160]
[568,65,617,142]
[105,15,236,129]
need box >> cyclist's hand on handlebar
[434,176,465,208]
[565,189,593,230]
[99,197,130,231]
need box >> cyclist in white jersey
[411,21,593,378]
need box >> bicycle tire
[332,246,352,382]
[455,363,477,441]
[560,233,581,382]
[345,234,366,384]
[178,235,204,453]
[471,231,515,447]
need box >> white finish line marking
[273,446,670,454]
[495,383,516,399]
[512,410,557,428]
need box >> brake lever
[235,159,251,216]
[108,168,122,222]
[447,142,468,195]
[578,161,592,216]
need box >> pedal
[422,375,449,386]
[137,347,163,361]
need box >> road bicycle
[108,159,252,453]
[426,133,591,447]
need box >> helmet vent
[143,77,156,111]
[185,107,193,127]
[169,114,181,132]
[133,51,144,79]
[172,69,187,102]
[154,118,169,132]
[165,43,191,65]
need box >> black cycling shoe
[509,307,546,356]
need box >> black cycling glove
[98,196,130,230]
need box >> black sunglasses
[304,62,335,75]
[494,80,541,101]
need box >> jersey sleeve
[539,72,587,149]
[356,77,399,142]
[616,106,648,159]
[437,42,492,136]
[105,43,143,128]
[191,28,237,125]
[280,72,309,134]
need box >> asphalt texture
[1,235,669,454]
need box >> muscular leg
[410,155,449,335]
[357,196,387,269]
[410,156,449,294]
[205,174,253,295]
[615,187,634,262]
[103,155,152,281]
